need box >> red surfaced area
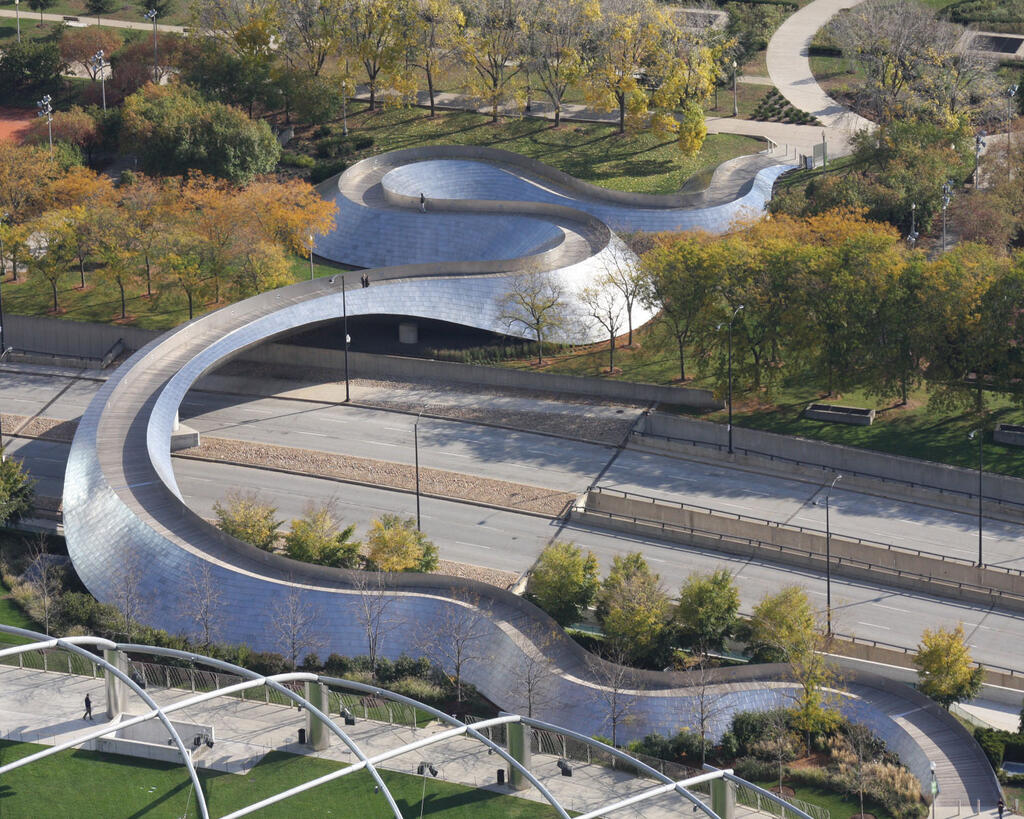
[0,108,36,144]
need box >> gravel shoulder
[178,436,576,518]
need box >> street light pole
[308,234,314,280]
[146,9,159,84]
[15,0,21,42]
[726,304,744,454]
[414,411,423,531]
[969,429,983,566]
[1009,85,1019,163]
[417,762,438,819]
[906,202,918,246]
[36,96,53,156]
[732,60,738,117]
[91,50,107,112]
[342,276,349,403]
[941,181,952,253]
[974,131,987,188]
[824,474,842,637]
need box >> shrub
[310,159,348,184]
[976,727,1008,768]
[733,756,777,780]
[279,151,315,169]
[389,675,445,705]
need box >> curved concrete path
[60,148,997,809]
[766,0,875,154]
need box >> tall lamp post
[414,411,423,531]
[724,304,744,454]
[308,233,314,280]
[732,59,738,117]
[36,96,53,156]
[146,9,159,84]
[824,474,842,637]
[328,275,350,402]
[15,0,21,43]
[417,761,439,819]
[941,180,953,252]
[906,202,918,247]
[974,131,987,188]
[1008,85,1019,161]
[968,429,984,566]
[90,50,107,112]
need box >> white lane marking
[646,557,666,563]
[857,621,892,631]
[383,426,406,432]
[455,541,491,550]
[443,452,471,459]
[365,440,401,447]
[301,432,332,438]
[874,604,910,613]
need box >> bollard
[977,799,981,815]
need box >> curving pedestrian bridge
[61,147,998,810]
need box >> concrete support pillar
[507,722,531,791]
[398,322,418,344]
[305,681,331,751]
[173,410,180,432]
[711,776,735,819]
[103,648,129,719]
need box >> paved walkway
[0,665,737,819]
[765,0,876,154]
[0,8,184,33]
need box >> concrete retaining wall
[638,411,1024,510]
[2,315,719,408]
[576,490,1024,611]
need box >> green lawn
[0,253,341,331]
[753,779,897,819]
[0,741,561,817]
[498,321,1024,476]
[0,0,189,27]
[329,104,765,196]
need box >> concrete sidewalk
[0,665,728,819]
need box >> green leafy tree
[120,85,280,185]
[527,540,599,626]
[212,490,282,550]
[344,0,415,111]
[0,448,35,526]
[914,623,984,709]
[284,504,361,568]
[746,585,816,664]
[457,0,528,123]
[0,41,65,103]
[525,0,597,126]
[28,0,57,23]
[675,569,739,658]
[84,0,116,17]
[596,552,672,665]
[366,514,438,572]
[28,211,77,313]
[407,0,465,117]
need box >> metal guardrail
[631,429,1024,513]
[829,631,1022,679]
[587,484,1024,577]
[575,504,1024,608]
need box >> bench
[804,403,876,426]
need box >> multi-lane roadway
[3,365,1023,670]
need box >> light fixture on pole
[308,233,314,280]
[824,474,841,636]
[720,304,744,454]
[0,215,7,352]
[146,9,159,84]
[732,59,738,117]
[941,180,953,252]
[1008,85,1019,160]
[974,131,987,188]
[906,202,918,247]
[91,50,107,112]
[968,429,984,566]
[414,411,423,531]
[328,275,350,402]
[15,0,21,43]
[417,761,439,819]
[36,96,53,156]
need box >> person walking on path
[998,798,1005,819]
[83,693,93,721]
[419,193,426,213]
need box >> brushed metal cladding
[62,148,998,809]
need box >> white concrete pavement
[0,665,713,819]
[765,0,876,155]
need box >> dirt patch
[769,785,796,798]
[179,436,576,518]
[0,108,36,144]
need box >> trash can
[497,769,505,785]
[298,728,306,744]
